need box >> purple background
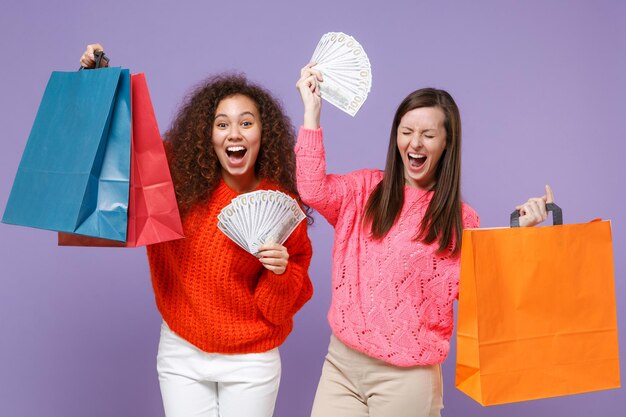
[1,1,624,416]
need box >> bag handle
[79,50,109,70]
[94,50,107,68]
[510,202,563,227]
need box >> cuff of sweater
[263,262,305,297]
[296,126,324,150]
[255,263,307,324]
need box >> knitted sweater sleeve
[254,219,313,325]
[295,127,353,226]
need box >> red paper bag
[58,73,184,247]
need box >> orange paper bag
[455,204,620,405]
[58,73,184,247]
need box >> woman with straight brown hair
[295,64,553,417]
[365,87,465,256]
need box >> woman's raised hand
[515,185,555,227]
[296,63,323,129]
[79,43,107,69]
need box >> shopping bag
[455,203,620,405]
[2,67,131,241]
[57,73,184,247]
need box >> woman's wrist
[303,111,320,129]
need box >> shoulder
[460,201,480,228]
[343,168,384,189]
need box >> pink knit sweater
[295,127,479,367]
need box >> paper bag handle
[510,202,563,227]
[79,50,109,70]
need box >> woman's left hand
[258,242,289,275]
[515,184,555,227]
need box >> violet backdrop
[1,1,624,416]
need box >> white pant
[156,323,281,417]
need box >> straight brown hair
[363,88,463,255]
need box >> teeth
[408,153,425,159]
[227,146,246,152]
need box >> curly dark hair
[164,73,311,222]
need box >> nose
[409,133,422,149]
[227,124,242,140]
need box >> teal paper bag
[2,68,131,241]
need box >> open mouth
[226,146,247,162]
[408,152,426,168]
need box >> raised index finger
[545,184,554,203]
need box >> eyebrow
[400,126,437,132]
[215,111,257,119]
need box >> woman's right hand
[296,63,323,129]
[79,43,107,69]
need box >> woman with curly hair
[80,44,313,417]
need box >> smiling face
[396,106,447,190]
[212,94,262,192]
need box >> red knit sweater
[146,179,313,354]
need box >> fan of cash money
[311,32,372,116]
[217,190,306,256]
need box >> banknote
[311,32,372,116]
[218,190,306,256]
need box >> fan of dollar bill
[217,190,306,256]
[311,32,372,116]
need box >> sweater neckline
[216,177,271,199]
[403,184,434,201]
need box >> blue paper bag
[2,68,131,241]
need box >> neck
[222,171,260,194]
[405,176,436,191]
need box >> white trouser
[156,322,281,417]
